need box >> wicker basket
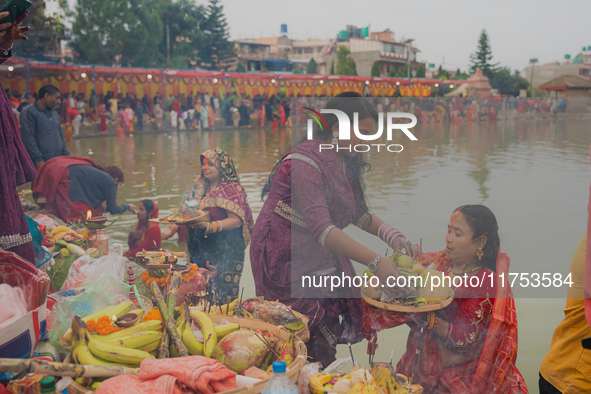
[64,315,307,394]
[208,314,308,394]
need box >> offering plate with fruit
[362,252,454,312]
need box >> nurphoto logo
[304,107,418,153]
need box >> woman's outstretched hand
[375,257,418,299]
[0,11,29,49]
[390,234,416,258]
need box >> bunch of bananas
[67,302,163,367]
[207,298,253,318]
[177,306,239,356]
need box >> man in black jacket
[20,84,69,169]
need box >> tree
[330,59,335,75]
[200,0,235,70]
[235,62,246,72]
[336,46,357,75]
[397,64,409,78]
[306,58,318,74]
[371,61,380,77]
[469,29,498,79]
[157,0,209,69]
[14,0,63,61]
[388,68,397,77]
[70,0,163,67]
[415,63,425,78]
[436,65,450,79]
[292,66,303,74]
[490,67,529,96]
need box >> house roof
[539,74,591,91]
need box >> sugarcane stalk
[150,282,189,357]
[0,358,138,378]
[158,271,182,358]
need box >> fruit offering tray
[149,210,210,225]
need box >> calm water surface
[71,118,591,390]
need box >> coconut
[213,330,274,373]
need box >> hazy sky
[48,0,590,73]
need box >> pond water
[70,117,591,390]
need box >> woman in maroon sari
[250,92,415,367]
[364,205,527,393]
[0,11,36,263]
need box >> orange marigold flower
[142,307,163,324]
[86,319,97,332]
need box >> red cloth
[363,250,527,393]
[124,200,161,258]
[96,356,236,394]
[32,156,103,222]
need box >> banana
[182,325,204,355]
[83,301,134,323]
[95,331,162,348]
[215,323,240,340]
[73,342,131,366]
[188,308,216,357]
[86,331,154,365]
[309,372,337,394]
[137,340,161,353]
[100,320,162,340]
[50,226,70,237]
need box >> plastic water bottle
[262,361,298,394]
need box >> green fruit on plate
[397,255,413,269]
[60,248,70,256]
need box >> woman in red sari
[251,92,416,367]
[364,205,527,393]
[124,199,161,258]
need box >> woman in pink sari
[251,92,415,366]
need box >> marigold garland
[86,315,124,335]
[140,263,202,288]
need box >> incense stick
[348,342,356,366]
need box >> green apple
[397,255,414,269]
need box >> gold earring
[477,248,484,260]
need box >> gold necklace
[446,263,480,278]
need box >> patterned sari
[186,148,253,302]
[363,250,527,393]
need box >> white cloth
[0,284,27,329]
[72,114,82,136]
[170,110,178,128]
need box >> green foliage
[387,68,397,77]
[235,62,246,72]
[398,64,410,78]
[469,29,498,79]
[415,63,425,78]
[454,68,470,80]
[292,66,303,74]
[69,0,231,69]
[158,0,209,68]
[436,65,450,79]
[306,58,318,74]
[330,59,335,75]
[336,46,357,75]
[200,0,235,70]
[14,0,63,61]
[71,0,163,67]
[490,67,529,96]
[371,61,380,77]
